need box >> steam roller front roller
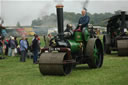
[117,39,128,56]
[86,38,104,68]
[39,52,72,75]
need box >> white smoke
[81,0,89,9]
[54,0,64,5]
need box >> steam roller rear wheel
[86,38,104,68]
[39,52,72,75]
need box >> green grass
[0,54,128,85]
[0,36,128,85]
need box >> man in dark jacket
[32,35,40,64]
[77,8,90,30]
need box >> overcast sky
[0,0,128,26]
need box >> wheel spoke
[94,44,99,64]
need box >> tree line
[31,10,122,27]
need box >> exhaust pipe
[56,5,64,40]
[121,11,126,32]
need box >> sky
[0,0,128,26]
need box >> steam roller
[103,11,128,56]
[39,5,104,75]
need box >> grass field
[0,36,128,85]
[0,54,128,85]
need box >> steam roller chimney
[56,5,64,40]
[121,11,126,32]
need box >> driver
[76,8,90,30]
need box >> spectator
[0,36,3,55]
[9,37,16,56]
[14,37,18,55]
[37,36,41,45]
[32,34,36,41]
[20,36,28,62]
[17,45,21,55]
[25,38,30,58]
[8,36,16,56]
[25,38,29,51]
[14,37,18,47]
[4,38,9,55]
[32,34,40,64]
[8,36,12,56]
[44,34,52,47]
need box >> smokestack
[121,11,126,32]
[56,5,64,39]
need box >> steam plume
[82,0,89,9]
[54,0,64,5]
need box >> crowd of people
[0,34,41,64]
